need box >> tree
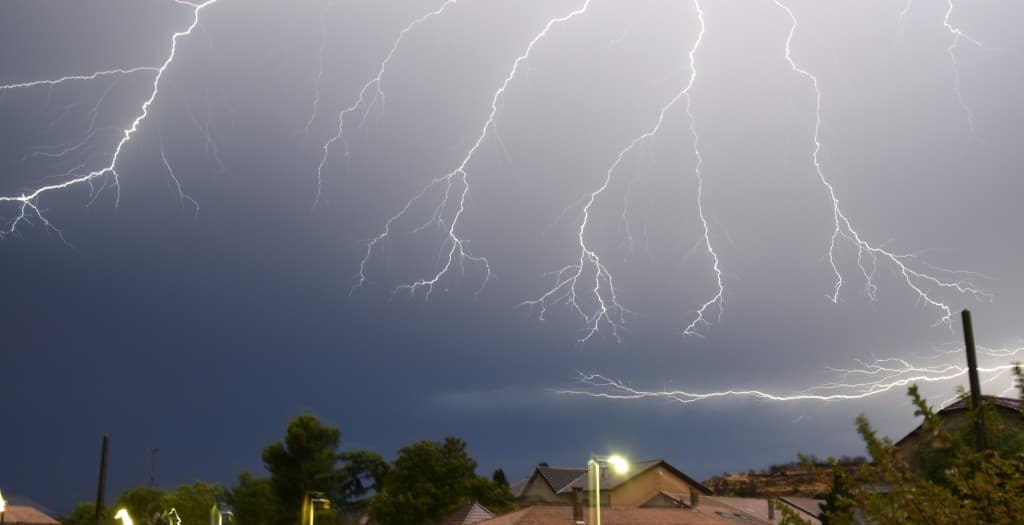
[115,487,169,525]
[368,437,515,525]
[164,482,223,525]
[62,502,111,525]
[261,415,342,524]
[815,365,1024,525]
[227,472,278,525]
[491,469,509,489]
[337,450,390,508]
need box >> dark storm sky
[2,0,1022,514]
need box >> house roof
[535,466,587,493]
[475,501,773,524]
[1,505,60,525]
[895,394,1024,447]
[439,501,495,525]
[508,478,528,498]
[777,497,824,521]
[556,459,713,496]
[940,395,1023,414]
[707,497,823,525]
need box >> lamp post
[302,492,330,525]
[1,487,7,525]
[587,455,629,525]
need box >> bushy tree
[368,437,515,525]
[164,482,223,525]
[818,366,1024,525]
[227,473,277,525]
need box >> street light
[1,487,7,525]
[587,455,629,525]
[302,492,331,525]
[114,509,133,525]
[210,502,234,525]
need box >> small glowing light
[1,488,7,513]
[114,509,133,525]
[606,455,629,474]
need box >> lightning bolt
[0,67,159,92]
[899,0,984,136]
[773,0,988,328]
[314,0,458,208]
[519,0,718,342]
[304,0,332,138]
[0,0,219,237]
[562,344,1024,406]
[942,0,984,137]
[352,0,593,298]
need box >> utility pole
[95,434,110,525]
[148,448,159,488]
[961,309,987,451]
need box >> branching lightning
[352,0,593,298]
[942,0,984,137]
[313,0,458,208]
[562,344,1024,406]
[519,0,721,341]
[0,0,218,237]
[773,0,988,328]
[899,0,985,136]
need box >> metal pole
[961,309,987,451]
[95,434,110,525]
[588,459,601,525]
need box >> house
[512,459,712,509]
[0,505,60,525]
[475,497,776,524]
[894,395,1024,463]
[439,501,495,525]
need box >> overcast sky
[1,0,1022,514]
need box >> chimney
[689,488,700,508]
[767,499,775,521]
[572,488,584,523]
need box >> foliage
[368,437,515,525]
[336,450,390,507]
[163,482,223,525]
[491,468,509,489]
[115,487,169,525]
[262,414,343,523]
[62,502,112,525]
[818,364,1024,525]
[227,473,277,525]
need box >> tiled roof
[557,460,712,495]
[2,505,60,525]
[895,394,1024,447]
[535,466,587,493]
[440,501,495,525]
[509,479,528,498]
[475,501,773,524]
[940,395,1023,413]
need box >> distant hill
[702,456,867,498]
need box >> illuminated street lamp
[587,455,629,525]
[114,509,133,525]
[302,492,331,525]
[1,487,7,525]
[210,502,234,525]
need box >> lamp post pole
[587,459,600,525]
[588,455,627,525]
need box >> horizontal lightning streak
[562,345,1024,405]
[0,67,159,91]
